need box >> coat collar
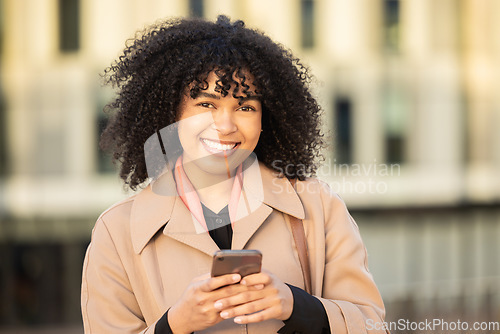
[130,160,305,254]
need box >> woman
[81,16,387,333]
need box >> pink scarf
[174,155,243,232]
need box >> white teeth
[202,139,236,151]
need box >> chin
[191,149,253,175]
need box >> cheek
[246,117,262,142]
[177,114,212,139]
[176,121,198,148]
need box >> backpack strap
[288,178,312,294]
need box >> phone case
[211,250,262,277]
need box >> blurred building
[0,0,499,330]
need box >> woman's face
[176,71,262,176]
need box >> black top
[155,205,331,334]
[203,204,232,250]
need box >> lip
[200,138,241,157]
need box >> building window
[334,96,352,164]
[383,0,400,52]
[301,0,315,48]
[58,0,80,52]
[96,114,114,174]
[96,93,115,174]
[189,0,204,18]
[382,85,407,164]
[0,241,89,325]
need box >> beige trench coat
[81,162,387,333]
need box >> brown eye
[198,102,215,108]
[239,106,256,112]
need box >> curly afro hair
[101,15,325,190]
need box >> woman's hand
[213,270,294,325]
[168,273,250,334]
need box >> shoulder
[88,190,149,260]
[294,177,346,209]
[293,177,358,230]
[92,188,150,245]
[97,193,137,227]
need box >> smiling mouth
[201,138,240,154]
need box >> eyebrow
[194,92,261,102]
[196,92,220,99]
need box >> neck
[181,155,237,211]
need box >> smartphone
[211,250,262,277]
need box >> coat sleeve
[312,181,388,334]
[81,217,159,334]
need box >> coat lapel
[231,159,305,249]
[131,169,219,256]
[231,204,273,250]
[163,198,219,257]
[130,181,175,255]
[130,160,305,256]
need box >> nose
[212,109,237,135]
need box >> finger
[212,284,253,309]
[233,306,277,324]
[200,274,241,292]
[252,283,265,290]
[219,296,269,320]
[240,272,272,287]
[214,289,265,311]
